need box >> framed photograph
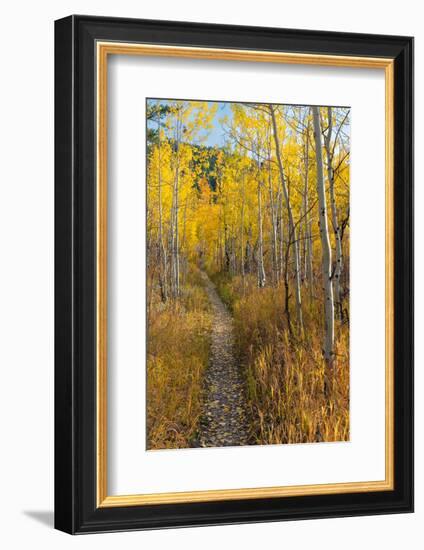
[54,15,413,534]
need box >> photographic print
[146,98,350,450]
[55,18,413,532]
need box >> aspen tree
[267,129,279,285]
[324,106,343,320]
[156,114,168,302]
[240,171,246,287]
[257,161,266,288]
[312,105,334,368]
[269,105,303,333]
[304,119,314,301]
[170,105,181,298]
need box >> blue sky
[202,101,232,147]
[147,99,233,148]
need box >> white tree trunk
[257,171,266,288]
[270,105,303,332]
[304,122,314,301]
[240,172,246,284]
[267,133,279,285]
[312,106,334,366]
[268,169,279,285]
[156,116,168,302]
[171,111,181,298]
[324,106,343,320]
[307,220,314,301]
[278,188,285,284]
[171,164,180,298]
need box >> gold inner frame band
[96,41,395,508]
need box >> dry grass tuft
[147,266,212,449]
[215,276,350,445]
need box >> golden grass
[148,264,349,449]
[147,267,212,449]
[217,275,350,445]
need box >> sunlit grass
[148,264,349,449]
[147,266,212,449]
[214,275,350,445]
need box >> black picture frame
[55,14,414,534]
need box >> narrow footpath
[197,271,250,447]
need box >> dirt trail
[197,271,250,447]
